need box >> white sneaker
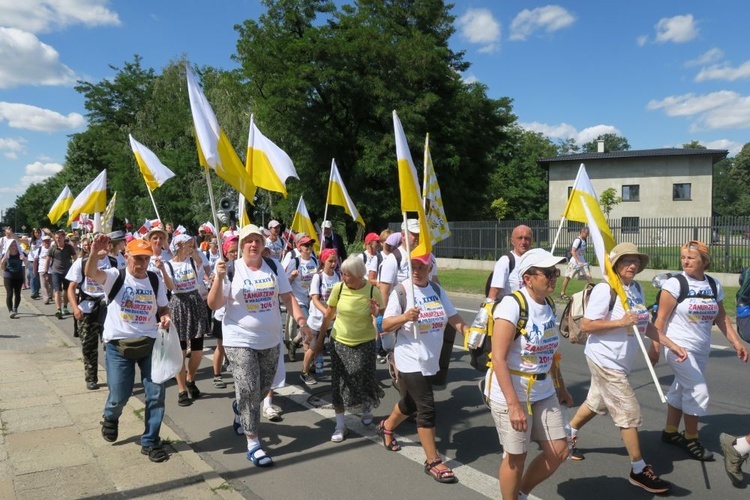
[9,310,16,319]
[263,406,282,422]
[331,426,348,443]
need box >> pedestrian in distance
[487,224,534,300]
[560,226,592,300]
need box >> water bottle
[737,304,750,319]
[560,404,573,460]
[315,353,324,374]
[466,299,493,350]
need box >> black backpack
[651,273,717,323]
[227,257,278,283]
[484,252,515,297]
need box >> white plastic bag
[151,324,183,384]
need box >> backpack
[565,237,582,263]
[361,250,383,270]
[737,268,750,343]
[559,282,632,344]
[651,273,717,323]
[329,280,375,304]
[467,290,555,371]
[227,257,278,282]
[484,252,516,297]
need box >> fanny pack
[111,336,155,359]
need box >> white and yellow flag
[68,170,107,225]
[326,159,364,226]
[101,192,117,234]
[422,134,450,245]
[47,185,73,224]
[393,110,431,256]
[129,135,176,191]
[562,163,616,251]
[246,116,298,197]
[185,63,256,202]
[290,196,320,254]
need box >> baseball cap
[517,248,566,277]
[238,224,265,244]
[401,218,420,234]
[108,230,126,241]
[410,252,432,266]
[297,235,316,247]
[268,220,280,229]
[126,239,153,256]
[322,220,333,229]
[41,235,51,241]
[365,232,380,244]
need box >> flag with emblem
[422,134,450,245]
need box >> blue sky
[1,0,749,215]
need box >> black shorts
[211,318,223,340]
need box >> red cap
[410,252,432,266]
[365,232,380,244]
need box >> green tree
[557,137,579,155]
[683,140,706,149]
[582,133,630,152]
[599,187,622,218]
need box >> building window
[622,185,640,202]
[567,186,573,199]
[622,217,640,234]
[673,183,691,201]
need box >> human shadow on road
[557,475,692,499]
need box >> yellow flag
[422,134,450,245]
[562,163,615,251]
[392,111,431,256]
[581,200,628,308]
[129,134,176,191]
[185,63,256,202]
[101,192,117,233]
[247,117,298,197]
[47,185,73,224]
[290,196,320,254]
[326,159,364,226]
[68,170,107,225]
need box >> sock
[570,427,579,440]
[684,432,699,440]
[664,425,679,434]
[518,492,528,500]
[631,459,646,474]
[263,396,272,408]
[247,436,265,457]
[735,436,750,456]
[335,412,346,428]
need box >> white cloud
[0,0,120,34]
[519,121,620,145]
[0,28,78,89]
[20,161,62,186]
[0,102,85,132]
[695,60,750,82]
[0,137,27,159]
[457,8,501,53]
[462,73,478,85]
[648,91,750,131]
[685,48,724,67]
[654,14,698,44]
[702,139,742,156]
[509,5,576,42]
[636,35,648,47]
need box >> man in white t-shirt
[560,227,592,299]
[85,235,172,463]
[265,220,285,261]
[487,224,533,300]
[361,232,382,286]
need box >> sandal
[247,445,274,467]
[424,457,457,483]
[177,391,192,407]
[377,420,401,451]
[141,445,169,463]
[100,418,118,443]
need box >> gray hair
[340,255,366,278]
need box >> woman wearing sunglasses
[650,241,748,461]
[485,248,571,500]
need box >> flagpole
[321,160,334,248]
[632,323,666,403]
[240,114,254,228]
[422,133,429,213]
[145,186,162,222]
[549,216,567,255]
[550,163,586,254]
[401,211,419,340]
[204,168,223,253]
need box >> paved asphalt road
[142,292,750,500]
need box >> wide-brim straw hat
[608,242,649,273]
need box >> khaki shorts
[490,395,567,455]
[565,260,591,279]
[584,357,642,428]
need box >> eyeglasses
[532,267,560,279]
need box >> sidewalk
[0,289,243,499]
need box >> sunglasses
[531,267,560,279]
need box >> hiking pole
[631,323,666,403]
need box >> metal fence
[405,217,750,273]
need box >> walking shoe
[55,309,63,319]
[263,405,282,422]
[177,391,192,407]
[662,430,714,461]
[629,464,671,494]
[377,354,387,364]
[86,381,98,390]
[570,446,585,461]
[300,372,317,386]
[44,298,51,305]
[186,380,201,399]
[331,426,348,443]
[9,309,16,319]
[63,307,71,315]
[30,294,40,300]
[213,376,227,389]
[720,433,748,487]
[100,418,118,442]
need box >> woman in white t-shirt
[164,234,210,407]
[301,248,340,385]
[568,243,685,494]
[651,241,748,461]
[485,248,571,500]
[282,235,318,358]
[380,252,468,484]
[208,224,310,468]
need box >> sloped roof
[537,148,728,168]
